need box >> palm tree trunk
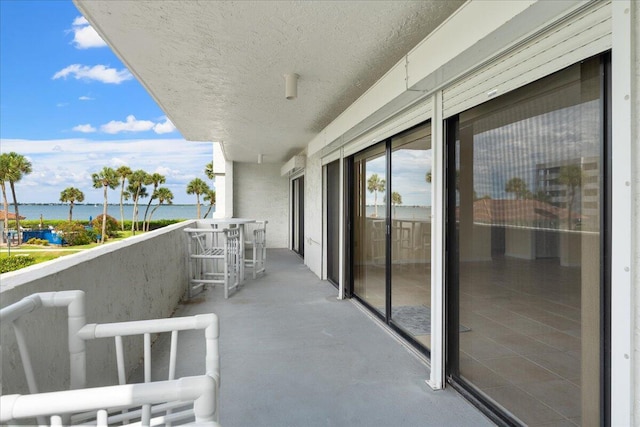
[132,199,138,234]
[196,195,201,219]
[69,202,73,222]
[119,181,125,231]
[101,186,108,243]
[148,203,161,226]
[131,190,140,234]
[9,182,21,245]
[203,205,213,218]
[143,197,153,232]
[373,191,378,217]
[1,182,8,231]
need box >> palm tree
[142,173,166,231]
[203,189,216,218]
[127,170,149,234]
[558,164,584,230]
[205,162,214,180]
[0,153,11,231]
[186,178,210,219]
[391,191,402,216]
[5,152,32,243]
[127,184,149,232]
[367,173,386,217]
[116,166,132,231]
[59,187,85,222]
[505,177,529,200]
[92,167,118,243]
[148,187,174,225]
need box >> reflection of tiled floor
[354,252,586,425]
[354,262,431,347]
[458,257,583,426]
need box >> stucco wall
[304,154,323,278]
[633,0,640,420]
[0,222,192,394]
[233,162,288,248]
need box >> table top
[198,218,256,226]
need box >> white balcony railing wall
[0,221,194,395]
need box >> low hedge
[5,219,185,231]
[1,255,36,273]
[26,238,49,246]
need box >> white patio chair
[185,227,240,299]
[0,375,220,426]
[0,291,220,426]
[244,220,267,279]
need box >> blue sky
[0,0,213,204]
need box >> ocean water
[366,205,431,220]
[10,204,208,221]
[10,204,428,222]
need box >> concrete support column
[212,142,233,219]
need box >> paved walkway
[154,249,494,427]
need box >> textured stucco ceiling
[75,1,464,163]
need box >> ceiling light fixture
[284,73,299,100]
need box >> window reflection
[454,57,603,426]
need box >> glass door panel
[327,160,340,286]
[292,176,304,257]
[390,124,432,349]
[449,56,605,425]
[353,144,387,315]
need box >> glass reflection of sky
[472,100,600,200]
[365,149,432,207]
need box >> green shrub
[56,221,93,246]
[147,219,184,230]
[91,214,119,238]
[26,238,49,246]
[1,255,36,273]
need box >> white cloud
[79,96,94,101]
[72,124,97,133]
[52,145,63,152]
[100,115,155,134]
[72,16,88,26]
[110,157,129,167]
[153,118,176,134]
[53,64,133,84]
[71,16,107,49]
[56,102,69,107]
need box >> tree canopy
[59,187,85,222]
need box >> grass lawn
[0,230,139,268]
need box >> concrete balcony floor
[146,249,493,426]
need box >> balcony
[1,221,492,426]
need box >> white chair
[244,220,267,279]
[370,219,386,266]
[0,291,220,426]
[185,227,240,299]
[0,375,219,426]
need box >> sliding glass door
[292,176,304,257]
[351,122,432,350]
[353,144,387,316]
[389,126,432,349]
[447,55,609,426]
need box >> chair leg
[223,255,229,299]
[252,244,257,279]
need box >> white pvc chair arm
[77,313,220,385]
[77,313,218,339]
[0,375,219,426]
